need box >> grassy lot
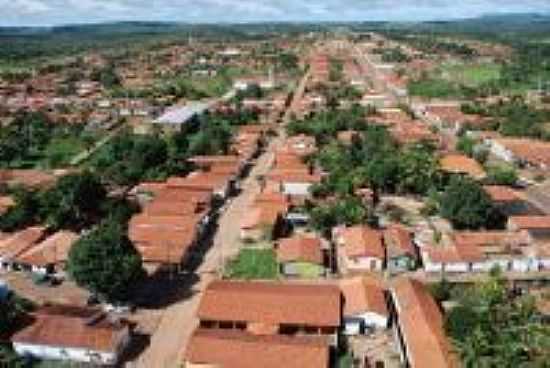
[38,136,89,168]
[225,248,279,280]
[291,262,325,279]
[440,62,501,87]
[408,78,464,99]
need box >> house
[390,278,458,368]
[275,235,325,277]
[483,186,526,216]
[489,138,550,170]
[439,154,486,179]
[240,193,289,242]
[0,227,46,271]
[333,226,385,273]
[184,328,330,368]
[15,231,80,275]
[197,280,341,345]
[0,196,14,216]
[454,231,537,272]
[339,276,389,335]
[384,225,418,273]
[12,305,131,366]
[508,216,550,239]
[265,169,321,200]
[128,212,205,268]
[421,244,484,273]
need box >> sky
[2,0,550,27]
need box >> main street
[130,73,309,367]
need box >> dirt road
[131,140,278,368]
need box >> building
[197,280,342,345]
[508,216,550,239]
[0,227,46,271]
[489,138,550,170]
[12,305,131,366]
[14,231,80,275]
[384,225,418,274]
[339,276,389,335]
[333,226,385,273]
[439,154,486,180]
[390,278,458,368]
[275,235,325,278]
[184,329,330,368]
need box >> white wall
[282,182,312,197]
[347,256,383,272]
[14,343,117,365]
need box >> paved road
[131,145,276,368]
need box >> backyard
[225,248,279,280]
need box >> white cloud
[1,0,550,26]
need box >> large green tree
[440,176,502,230]
[40,171,106,230]
[446,270,550,367]
[68,221,144,302]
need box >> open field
[440,62,501,87]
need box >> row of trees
[287,108,507,231]
[443,270,550,367]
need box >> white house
[340,276,389,335]
[333,226,385,273]
[12,305,131,366]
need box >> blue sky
[2,0,550,27]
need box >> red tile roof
[391,278,458,368]
[15,231,79,266]
[336,226,385,260]
[185,329,329,368]
[11,305,129,353]
[276,235,323,265]
[483,185,521,203]
[198,280,342,328]
[339,276,388,317]
[508,216,550,230]
[440,154,485,178]
[384,225,416,259]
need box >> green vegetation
[446,270,550,367]
[0,111,96,169]
[67,220,145,302]
[0,172,135,232]
[226,248,279,280]
[373,47,410,63]
[40,171,106,230]
[440,62,501,87]
[439,176,504,230]
[486,164,518,186]
[409,78,468,99]
[310,197,370,235]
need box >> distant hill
[0,13,549,42]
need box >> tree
[446,271,550,367]
[310,197,368,235]
[68,221,144,302]
[439,176,501,230]
[398,144,440,195]
[40,171,106,230]
[0,187,41,232]
[486,165,518,186]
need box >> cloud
[1,0,550,26]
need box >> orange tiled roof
[439,154,485,178]
[483,185,521,203]
[337,226,385,260]
[185,329,329,368]
[11,305,128,353]
[15,231,79,266]
[508,216,550,230]
[198,280,341,327]
[384,225,416,259]
[276,235,323,265]
[339,276,388,317]
[392,278,458,368]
